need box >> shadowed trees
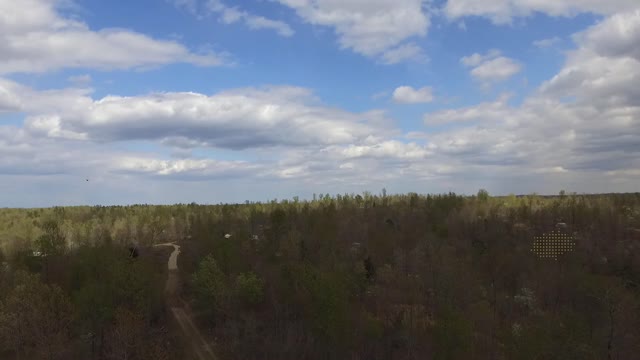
[0,271,74,360]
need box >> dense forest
[1,191,640,359]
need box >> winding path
[155,243,217,360]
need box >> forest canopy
[1,191,640,359]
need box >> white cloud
[172,0,294,37]
[574,10,640,61]
[419,9,640,187]
[542,56,640,107]
[274,0,429,63]
[242,15,295,37]
[171,0,199,14]
[4,6,640,203]
[423,95,640,175]
[208,0,294,37]
[424,93,511,125]
[0,79,23,112]
[0,78,93,113]
[533,36,561,48]
[471,57,522,81]
[461,50,521,82]
[115,157,262,179]
[380,43,427,64]
[0,0,223,74]
[0,123,268,184]
[0,127,111,177]
[336,140,429,159]
[460,49,502,67]
[1,80,393,150]
[541,10,640,106]
[393,86,434,103]
[444,0,639,24]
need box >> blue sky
[1,0,639,207]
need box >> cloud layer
[1,1,640,206]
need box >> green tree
[36,219,66,256]
[235,272,265,307]
[192,255,228,319]
[477,189,490,202]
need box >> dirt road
[154,243,217,360]
[171,307,217,359]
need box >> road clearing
[154,243,217,360]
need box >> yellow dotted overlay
[532,231,575,260]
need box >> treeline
[1,191,640,359]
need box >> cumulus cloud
[0,0,223,74]
[419,9,640,188]
[444,0,639,24]
[461,50,521,82]
[393,86,434,104]
[1,80,393,150]
[574,10,640,61]
[274,0,429,63]
[541,10,640,106]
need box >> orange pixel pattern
[531,230,575,260]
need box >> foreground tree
[192,255,229,321]
[0,271,74,360]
